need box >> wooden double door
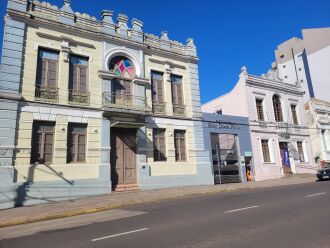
[110,128,137,188]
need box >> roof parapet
[8,0,198,58]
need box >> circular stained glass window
[109,56,135,79]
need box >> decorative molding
[148,58,186,69]
[36,31,96,49]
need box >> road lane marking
[92,228,149,242]
[305,192,326,198]
[225,205,259,214]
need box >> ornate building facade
[305,99,330,165]
[0,0,213,209]
[202,67,316,181]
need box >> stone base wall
[138,162,213,190]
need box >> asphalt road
[1,181,329,248]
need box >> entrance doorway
[279,142,291,174]
[110,128,137,190]
[210,133,241,184]
[244,156,252,181]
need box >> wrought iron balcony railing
[35,85,58,102]
[68,90,90,105]
[173,104,186,116]
[152,101,166,115]
[103,92,148,109]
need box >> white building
[202,67,316,181]
[274,27,330,103]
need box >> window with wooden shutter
[272,95,283,122]
[35,49,59,100]
[67,123,87,163]
[31,121,55,164]
[151,71,166,114]
[256,99,264,121]
[69,55,89,104]
[69,55,89,91]
[153,129,166,161]
[174,130,187,162]
[171,75,185,115]
[151,71,164,102]
[36,49,59,87]
[261,139,271,163]
[291,104,298,125]
[297,141,305,162]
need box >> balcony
[173,104,186,116]
[102,92,151,115]
[152,101,166,115]
[68,90,90,105]
[35,85,58,102]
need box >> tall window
[31,121,55,164]
[261,139,271,163]
[297,141,305,162]
[109,57,135,104]
[153,129,166,161]
[69,55,89,103]
[171,75,185,115]
[272,95,283,122]
[256,99,264,121]
[291,104,298,125]
[174,130,186,161]
[35,48,59,100]
[67,123,87,163]
[151,71,165,114]
[321,130,330,151]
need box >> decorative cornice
[36,31,96,48]
[148,58,187,69]
[246,75,304,96]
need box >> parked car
[316,164,330,181]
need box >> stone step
[113,184,140,192]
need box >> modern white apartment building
[274,27,330,103]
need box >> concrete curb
[0,177,315,229]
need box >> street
[1,181,329,248]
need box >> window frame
[67,123,87,163]
[153,128,167,162]
[151,70,164,103]
[69,54,89,92]
[31,121,55,165]
[174,130,187,162]
[272,95,283,122]
[171,74,184,106]
[261,139,271,163]
[36,48,59,88]
[255,98,265,121]
[291,104,299,125]
[297,141,305,162]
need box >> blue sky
[0,0,329,103]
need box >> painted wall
[306,46,330,103]
[21,24,103,108]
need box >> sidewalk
[0,174,316,228]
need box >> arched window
[109,56,135,79]
[272,95,283,122]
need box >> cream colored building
[0,0,212,209]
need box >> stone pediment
[261,69,283,82]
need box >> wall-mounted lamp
[93,129,98,133]
[60,127,66,131]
